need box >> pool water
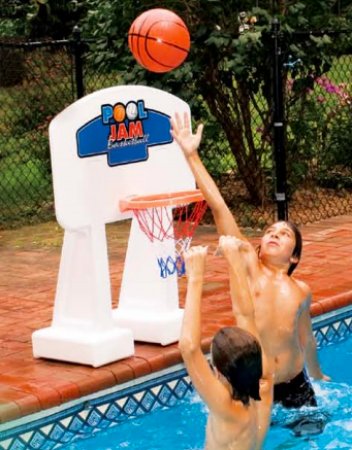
[64,338,352,450]
[267,338,352,449]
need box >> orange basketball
[128,8,190,73]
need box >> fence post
[72,25,84,99]
[271,18,288,221]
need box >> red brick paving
[1,216,352,425]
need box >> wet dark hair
[285,221,302,275]
[257,220,302,276]
[211,326,262,406]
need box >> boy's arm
[179,246,244,418]
[170,112,245,239]
[219,235,273,448]
[219,236,259,340]
[297,288,330,380]
[219,236,272,379]
[179,246,206,358]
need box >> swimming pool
[63,332,352,450]
[0,305,351,450]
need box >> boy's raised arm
[178,246,207,354]
[219,235,273,449]
[179,246,240,416]
[170,112,244,239]
[219,235,274,382]
[218,236,258,340]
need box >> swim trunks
[274,370,317,408]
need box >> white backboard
[49,85,194,229]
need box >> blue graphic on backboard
[76,100,172,166]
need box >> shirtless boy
[179,239,273,450]
[172,112,329,409]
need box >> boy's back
[205,379,272,450]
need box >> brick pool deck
[1,216,352,426]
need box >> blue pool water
[64,338,352,450]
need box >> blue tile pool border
[312,304,352,347]
[1,304,352,450]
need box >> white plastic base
[32,326,134,367]
[112,308,184,346]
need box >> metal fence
[0,28,352,230]
[0,39,76,227]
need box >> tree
[26,0,87,39]
[78,0,351,203]
[0,0,87,39]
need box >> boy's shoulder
[291,277,311,297]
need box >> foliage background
[0,1,352,228]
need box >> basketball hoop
[120,190,207,278]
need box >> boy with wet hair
[179,237,273,450]
[260,221,302,276]
[211,326,262,406]
[171,112,329,410]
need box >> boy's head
[211,326,262,406]
[259,221,302,275]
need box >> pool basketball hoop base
[32,326,133,368]
[113,190,206,345]
[32,224,134,367]
[32,84,200,361]
[113,218,184,345]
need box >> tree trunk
[201,80,267,205]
